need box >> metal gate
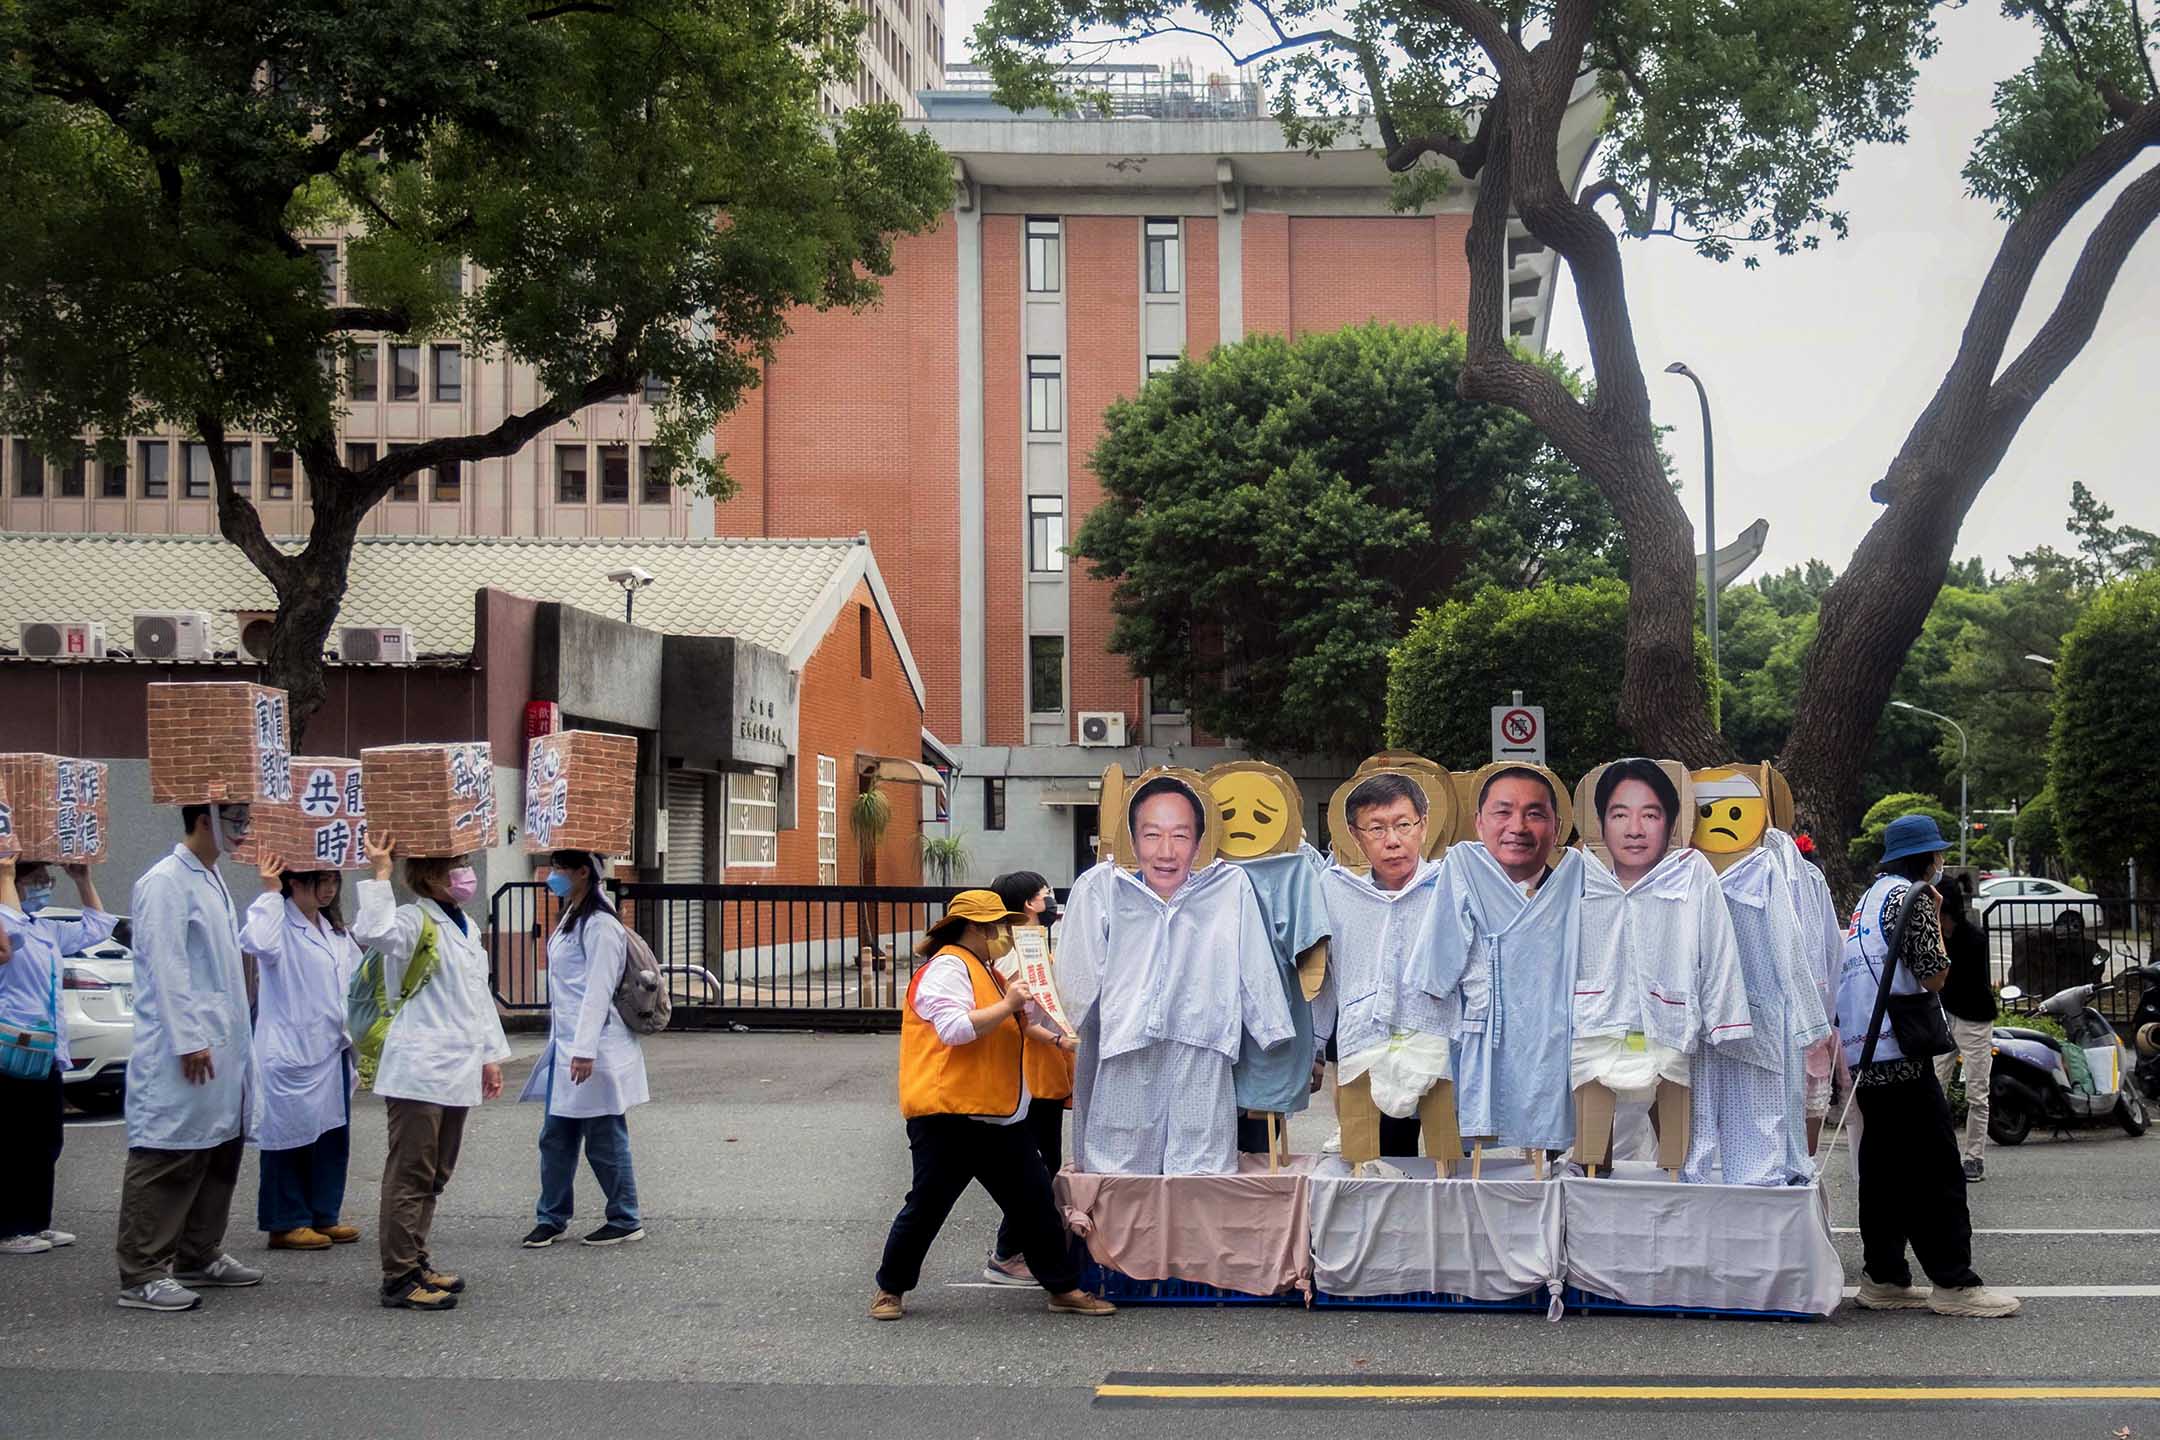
[663,771,708,969]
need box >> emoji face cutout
[1203,761,1301,860]
[1691,767,1769,856]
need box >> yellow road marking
[1095,1382,2160,1403]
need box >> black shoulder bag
[1856,883,1957,1068]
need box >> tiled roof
[0,533,863,658]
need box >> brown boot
[1046,1290,1117,1317]
[421,1268,466,1294]
[268,1227,333,1251]
[869,1290,905,1321]
[319,1223,361,1244]
[381,1273,457,1311]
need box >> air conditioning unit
[1076,711,1128,747]
[133,610,215,661]
[234,610,278,663]
[18,621,107,660]
[338,624,415,664]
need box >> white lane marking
[1832,1227,2160,1236]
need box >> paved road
[7,1033,2160,1438]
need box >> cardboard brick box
[146,681,294,806]
[361,742,496,858]
[522,730,637,856]
[245,757,369,871]
[0,754,110,864]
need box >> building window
[1510,315,1536,338]
[1025,217,1062,293]
[1507,235,1547,268]
[12,440,42,498]
[183,442,251,499]
[725,769,780,868]
[391,344,422,401]
[1026,355,1062,433]
[555,445,588,503]
[639,444,672,503]
[345,441,378,476]
[437,257,464,295]
[100,453,129,499]
[267,449,296,500]
[1146,354,1179,378]
[432,460,461,502]
[307,243,338,302]
[431,345,462,403]
[1029,635,1065,714]
[1150,673,1188,716]
[349,345,379,402]
[599,444,630,504]
[56,453,87,498]
[816,755,839,885]
[859,604,874,678]
[984,777,1007,832]
[387,442,417,502]
[139,441,169,498]
[1028,494,1066,573]
[1145,218,1181,294]
[642,374,669,404]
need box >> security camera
[606,566,656,589]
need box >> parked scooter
[2129,962,2160,1101]
[1988,978,2149,1144]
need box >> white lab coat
[242,892,361,1150]
[351,881,512,1109]
[516,909,648,1118]
[126,846,260,1150]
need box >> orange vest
[898,945,1025,1119]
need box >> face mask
[1037,902,1059,929]
[545,872,573,899]
[984,925,1015,961]
[20,883,53,915]
[446,867,480,904]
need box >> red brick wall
[1286,215,1472,336]
[1243,212,1292,337]
[1066,217,1145,729]
[1185,215,1220,358]
[982,214,1025,745]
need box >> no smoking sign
[1491,704,1546,764]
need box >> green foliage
[851,780,893,847]
[1965,7,2158,219]
[1849,791,1959,870]
[2013,481,2160,588]
[2014,785,2061,873]
[1075,324,1623,755]
[920,832,972,886]
[1385,578,1713,779]
[2050,570,2160,888]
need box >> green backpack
[347,915,443,1091]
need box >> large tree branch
[196,413,297,593]
[347,371,641,505]
[325,305,410,333]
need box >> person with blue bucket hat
[1837,811,2020,1319]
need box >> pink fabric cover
[1055,1154,1315,1298]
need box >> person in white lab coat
[243,852,363,1251]
[519,850,647,1249]
[0,857,116,1255]
[353,832,511,1312]
[115,803,265,1314]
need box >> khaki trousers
[379,1098,468,1284]
[114,1137,244,1287]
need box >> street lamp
[1664,361,1718,682]
[2024,653,2056,668]
[607,565,656,623]
[1891,700,1970,866]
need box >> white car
[38,908,135,1110]
[1975,876,2103,932]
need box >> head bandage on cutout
[1462,760,1577,867]
[1574,759,1694,870]
[1688,762,1791,870]
[1111,767,1221,872]
[1327,763,1460,870]
[1201,760,1304,861]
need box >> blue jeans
[258,1124,352,1233]
[535,1112,640,1229]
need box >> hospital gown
[1229,843,1334,1117]
[1323,859,1453,1119]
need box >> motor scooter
[2129,962,2160,1101]
[1988,977,2149,1144]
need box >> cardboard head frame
[1461,760,1577,869]
[1573,759,1696,871]
[1687,761,1791,872]
[1200,760,1305,861]
[1328,765,1462,870]
[1111,767,1221,873]
[1095,763,1127,865]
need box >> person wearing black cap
[871,889,1113,1322]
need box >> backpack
[611,921,673,1036]
[347,915,442,1091]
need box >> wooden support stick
[1267,1113,1281,1174]
[1470,1142,1484,1180]
[1586,1163,1600,1179]
[1532,1150,1546,1181]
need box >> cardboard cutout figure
[1059,768,1292,1175]
[1682,762,1832,1185]
[1329,759,1458,870]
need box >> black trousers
[878,1113,1079,1296]
[1856,1072,1984,1289]
[0,1065,64,1237]
[993,1098,1066,1262]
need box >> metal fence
[1981,895,2154,1023]
[488,881,1066,1031]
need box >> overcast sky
[940,1,2159,579]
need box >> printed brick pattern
[361,741,497,858]
[1066,216,1145,730]
[146,681,293,806]
[1287,215,1472,336]
[244,757,368,871]
[522,730,637,856]
[0,753,110,864]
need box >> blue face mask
[20,883,54,915]
[545,872,574,899]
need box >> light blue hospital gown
[1229,844,1333,1117]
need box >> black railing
[1981,895,2155,1023]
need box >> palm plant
[921,831,971,887]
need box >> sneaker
[1962,1157,1985,1183]
[118,1277,202,1312]
[982,1252,1035,1287]
[1854,1276,1932,1311]
[319,1223,361,1244]
[581,1223,645,1247]
[1046,1289,1117,1317]
[174,1254,264,1288]
[869,1290,904,1321]
[521,1225,565,1249]
[381,1273,458,1312]
[268,1227,334,1251]
[1321,1127,1343,1155]
[39,1228,76,1248]
[1928,1285,2022,1318]
[0,1234,54,1256]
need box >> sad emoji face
[1690,767,1768,854]
[1208,766,1297,860]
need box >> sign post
[1491,699,1546,766]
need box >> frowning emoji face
[1690,767,1767,854]
[1211,769,1294,860]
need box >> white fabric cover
[1560,1163,1843,1315]
[1308,1155,1562,1302]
